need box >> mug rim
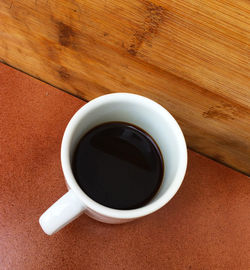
[61,93,187,219]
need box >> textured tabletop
[0,63,249,270]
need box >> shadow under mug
[39,93,187,235]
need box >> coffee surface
[72,122,163,210]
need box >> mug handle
[39,190,86,235]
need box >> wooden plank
[0,0,249,174]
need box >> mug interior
[62,93,187,218]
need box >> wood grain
[0,0,249,174]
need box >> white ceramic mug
[39,93,187,235]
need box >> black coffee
[72,122,163,210]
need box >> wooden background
[0,0,249,175]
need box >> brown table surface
[0,63,249,270]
